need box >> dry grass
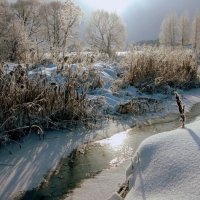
[0,64,100,137]
[121,47,199,93]
[118,97,160,115]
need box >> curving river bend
[16,103,200,200]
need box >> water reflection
[18,102,200,200]
[95,131,128,151]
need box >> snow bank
[108,193,123,200]
[28,64,57,77]
[64,159,129,200]
[124,119,200,200]
[0,132,72,200]
[0,118,132,200]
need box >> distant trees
[159,14,177,47]
[87,10,126,57]
[159,11,200,52]
[191,13,200,51]
[0,1,10,38]
[11,0,41,36]
[178,13,190,46]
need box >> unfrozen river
[17,103,200,200]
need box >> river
[16,103,200,200]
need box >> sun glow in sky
[82,0,132,14]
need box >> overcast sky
[7,0,200,42]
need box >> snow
[28,64,57,77]
[4,63,26,73]
[123,119,200,200]
[83,63,141,113]
[64,162,127,200]
[0,119,131,200]
[1,61,200,199]
[108,193,123,200]
[0,131,72,200]
[116,52,128,57]
[95,131,128,151]
[3,61,165,115]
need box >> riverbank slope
[124,118,200,200]
[0,88,200,200]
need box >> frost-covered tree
[0,1,11,59]
[11,0,41,62]
[4,18,32,62]
[0,0,83,62]
[159,14,177,47]
[0,1,31,62]
[191,13,200,51]
[178,13,190,46]
[40,0,83,59]
[11,0,41,35]
[60,0,83,57]
[0,1,10,36]
[87,10,126,57]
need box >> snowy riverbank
[123,118,200,200]
[65,89,200,200]
[0,118,132,200]
[0,87,200,200]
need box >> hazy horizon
[7,0,200,42]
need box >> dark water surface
[16,103,200,200]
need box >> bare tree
[0,1,32,62]
[11,0,42,62]
[60,0,83,57]
[0,1,10,36]
[5,18,32,62]
[11,0,41,35]
[40,0,83,60]
[87,10,126,57]
[191,12,200,52]
[0,0,12,60]
[159,13,177,48]
[178,12,190,46]
[0,0,83,62]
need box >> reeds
[175,92,185,128]
[122,46,199,93]
[0,64,99,137]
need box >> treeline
[159,12,200,51]
[0,0,126,63]
[0,0,83,63]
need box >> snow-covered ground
[123,118,200,200]
[0,118,132,200]
[65,160,128,200]
[5,62,164,115]
[65,88,200,200]
[1,62,200,199]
